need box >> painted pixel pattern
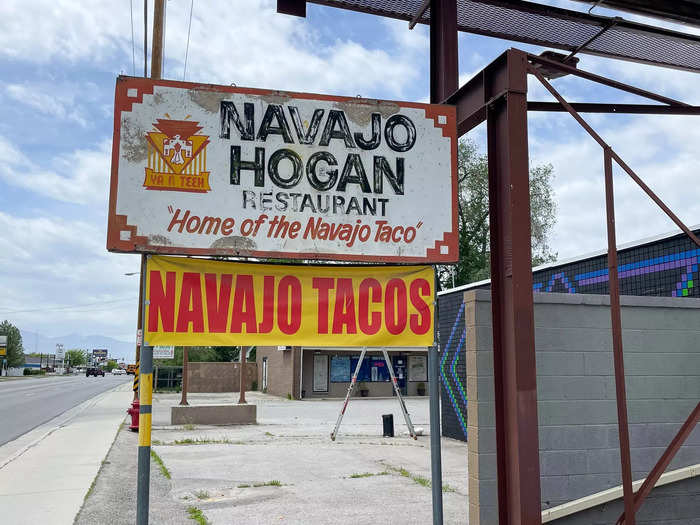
[439,229,700,442]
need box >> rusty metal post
[430,0,458,104]
[133,255,146,401]
[487,49,541,525]
[238,346,247,404]
[604,149,636,524]
[180,348,189,406]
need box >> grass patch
[348,471,390,479]
[187,506,209,525]
[252,480,282,487]
[237,483,251,488]
[152,439,162,445]
[193,490,209,500]
[150,449,171,480]
[442,484,457,493]
[183,424,196,431]
[264,431,274,437]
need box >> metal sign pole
[331,347,367,441]
[382,348,416,439]
[136,256,153,525]
[429,267,444,524]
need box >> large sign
[144,255,434,347]
[55,344,65,360]
[0,335,6,357]
[92,349,108,358]
[108,77,458,263]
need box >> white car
[112,368,126,375]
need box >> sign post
[0,336,7,377]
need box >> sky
[0,0,699,349]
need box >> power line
[144,0,148,77]
[183,0,194,80]
[130,0,137,76]
[0,298,136,315]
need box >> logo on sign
[144,117,211,193]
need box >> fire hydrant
[127,399,140,432]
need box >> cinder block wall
[187,362,257,393]
[467,290,700,525]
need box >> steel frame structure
[449,47,700,525]
[276,1,700,523]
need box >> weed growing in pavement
[348,471,390,479]
[150,450,171,480]
[237,484,251,488]
[193,490,209,500]
[442,484,457,493]
[152,439,162,445]
[173,437,234,445]
[187,506,209,525]
[384,465,438,490]
[252,480,283,487]
[183,424,196,431]
[264,431,274,437]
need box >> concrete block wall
[187,362,257,393]
[467,290,700,525]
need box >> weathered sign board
[108,77,457,263]
[144,255,434,347]
[92,348,108,358]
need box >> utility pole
[137,3,166,523]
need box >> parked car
[112,368,126,375]
[86,368,105,377]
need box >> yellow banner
[144,256,434,347]
[0,346,6,357]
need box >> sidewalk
[81,391,469,524]
[0,382,132,525]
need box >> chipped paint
[337,100,400,126]
[121,117,149,162]
[149,234,172,246]
[188,89,226,113]
[210,236,256,250]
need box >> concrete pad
[171,403,257,425]
[0,382,132,525]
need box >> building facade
[256,346,430,399]
[439,226,700,441]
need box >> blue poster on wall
[330,356,351,382]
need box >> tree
[438,140,557,289]
[0,320,25,368]
[105,359,118,372]
[154,346,241,366]
[66,349,87,367]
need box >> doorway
[313,354,328,392]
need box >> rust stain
[261,92,291,105]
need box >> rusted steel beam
[603,148,636,525]
[528,65,700,249]
[487,49,541,525]
[528,102,700,115]
[617,401,700,524]
[277,0,306,17]
[527,54,689,107]
[430,0,458,105]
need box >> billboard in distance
[108,78,457,263]
[92,349,108,359]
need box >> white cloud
[5,83,91,127]
[0,136,111,205]
[0,211,140,340]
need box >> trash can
[382,414,394,437]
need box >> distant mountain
[19,329,136,363]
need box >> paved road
[0,374,131,446]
